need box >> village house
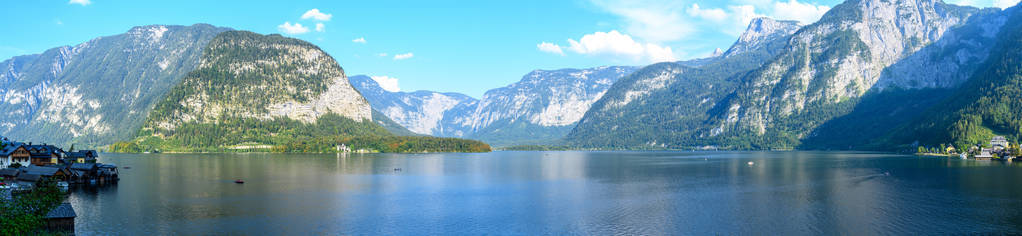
[97,164,119,183]
[63,150,98,164]
[976,148,995,160]
[24,165,72,182]
[44,202,76,233]
[25,144,62,166]
[1,144,32,168]
[0,168,19,183]
[991,136,1009,151]
[69,163,100,184]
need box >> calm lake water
[69,151,1022,234]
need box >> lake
[69,151,1022,234]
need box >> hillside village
[918,136,1021,161]
[0,136,119,233]
[0,136,119,190]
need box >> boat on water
[234,179,245,184]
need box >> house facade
[991,136,1009,150]
[1,145,32,168]
[26,145,61,166]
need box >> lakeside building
[976,148,994,160]
[44,202,76,233]
[0,139,116,188]
[991,136,1009,151]
[0,145,31,167]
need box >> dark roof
[17,173,41,182]
[0,168,19,177]
[45,203,76,219]
[25,166,62,176]
[0,145,23,156]
[70,163,98,171]
[66,152,87,158]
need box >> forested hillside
[114,31,489,153]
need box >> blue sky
[1,0,1018,98]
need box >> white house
[991,136,1009,151]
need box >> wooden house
[44,202,76,233]
[0,145,31,168]
[63,150,98,164]
[991,136,1009,150]
[0,168,19,183]
[26,145,61,166]
[25,165,71,182]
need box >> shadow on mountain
[798,8,1009,151]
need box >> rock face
[568,0,1016,150]
[723,17,802,57]
[352,66,636,146]
[0,24,229,147]
[143,30,371,135]
[716,0,982,145]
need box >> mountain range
[351,66,636,147]
[3,0,1022,152]
[567,0,1021,151]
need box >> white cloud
[537,42,565,55]
[377,53,388,57]
[370,76,401,92]
[945,0,1019,8]
[352,37,367,44]
[68,0,91,5]
[277,22,309,35]
[995,0,1020,8]
[727,5,766,35]
[687,4,729,22]
[301,9,332,21]
[565,30,676,63]
[393,53,414,60]
[590,0,694,43]
[771,0,830,24]
[315,23,325,32]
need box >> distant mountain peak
[711,48,724,57]
[723,17,801,57]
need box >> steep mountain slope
[0,24,230,147]
[122,31,488,153]
[801,5,1012,150]
[567,0,1006,150]
[350,75,477,135]
[879,5,1022,150]
[709,0,984,149]
[565,18,800,149]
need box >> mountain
[350,75,477,135]
[118,30,488,153]
[0,24,230,148]
[876,5,1022,150]
[566,0,1010,150]
[564,17,800,149]
[352,66,637,147]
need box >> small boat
[394,168,402,171]
[747,161,755,166]
[123,167,131,169]
[234,179,245,184]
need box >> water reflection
[67,151,1022,234]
